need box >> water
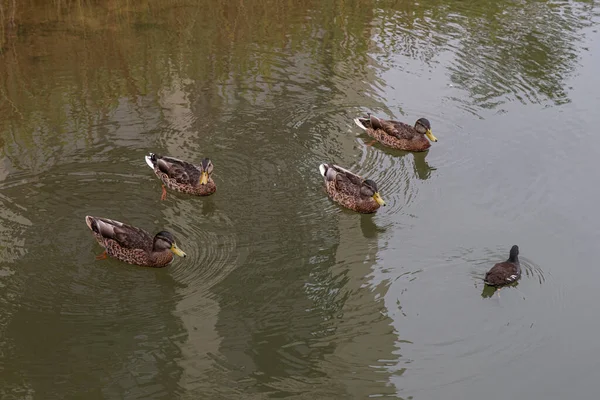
[1,1,599,398]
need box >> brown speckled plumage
[354,114,437,152]
[85,216,185,268]
[319,164,384,214]
[145,153,216,196]
[484,245,521,287]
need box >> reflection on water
[0,194,29,264]
[0,0,598,398]
[372,0,597,114]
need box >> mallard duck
[319,163,385,213]
[354,113,438,152]
[484,245,521,287]
[85,216,186,267]
[145,153,216,200]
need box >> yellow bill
[170,243,187,258]
[425,129,438,142]
[373,192,386,206]
[200,172,209,185]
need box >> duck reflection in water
[411,151,436,181]
[360,214,387,239]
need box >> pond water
[1,1,599,399]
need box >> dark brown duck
[484,245,521,287]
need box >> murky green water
[1,1,599,398]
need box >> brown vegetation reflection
[1,0,595,150]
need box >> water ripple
[372,1,596,112]
[387,244,556,396]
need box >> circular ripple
[386,244,557,396]
[345,109,450,218]
[160,197,238,306]
[466,246,549,294]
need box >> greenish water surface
[1,1,599,399]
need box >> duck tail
[145,153,157,169]
[319,164,328,177]
[85,216,122,238]
[354,117,369,131]
[85,215,98,232]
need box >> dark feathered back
[484,245,522,287]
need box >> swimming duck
[145,153,216,200]
[484,245,521,287]
[319,163,385,213]
[354,113,438,151]
[85,216,186,267]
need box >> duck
[145,153,216,200]
[484,245,521,287]
[319,163,385,213]
[354,113,438,152]
[85,216,187,267]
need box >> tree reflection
[373,0,596,110]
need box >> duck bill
[200,172,209,185]
[425,129,438,142]
[170,243,187,258]
[373,192,386,206]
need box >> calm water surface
[1,1,600,399]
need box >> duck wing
[320,163,364,194]
[484,262,519,286]
[86,216,153,251]
[331,164,363,186]
[150,154,201,185]
[371,115,411,139]
[387,120,416,139]
[326,165,362,196]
